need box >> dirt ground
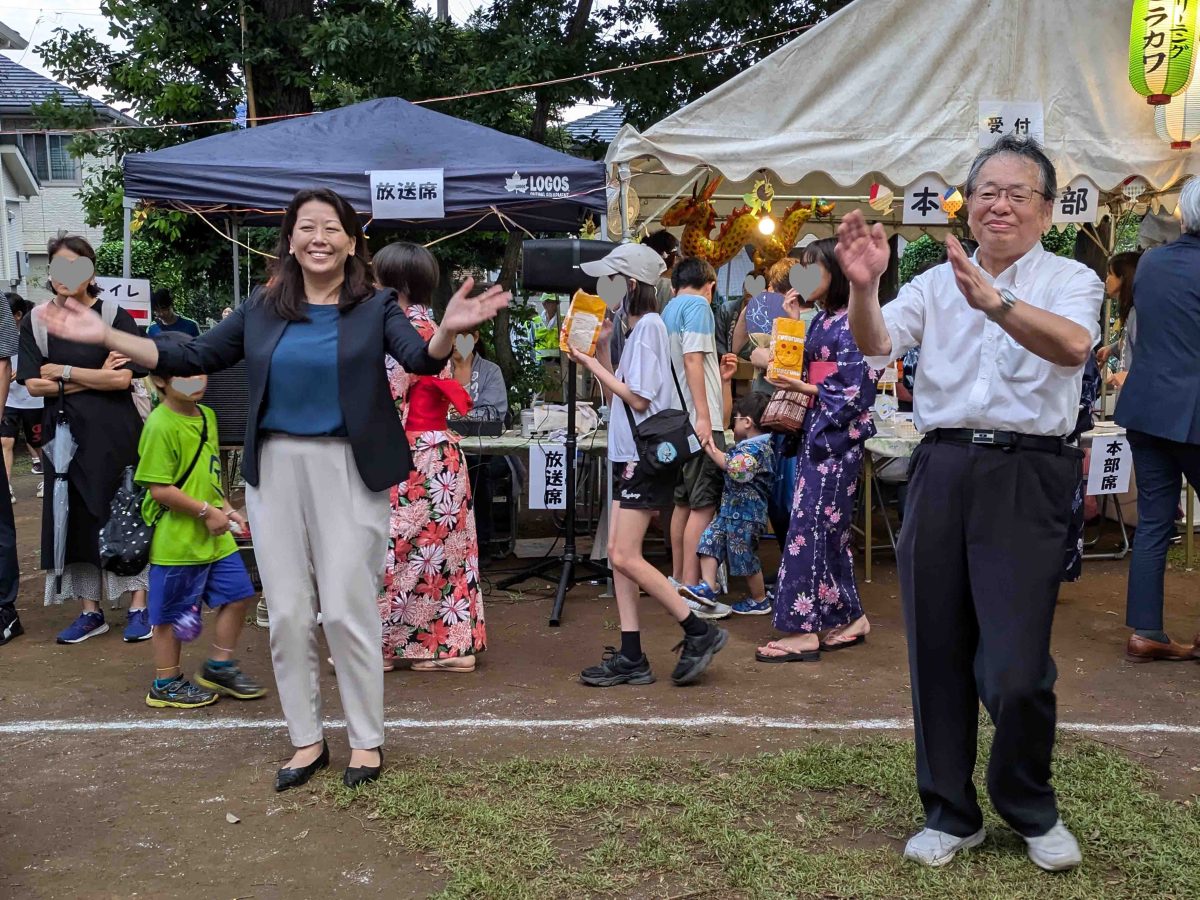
[1,465,1198,899]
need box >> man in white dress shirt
[837,136,1102,871]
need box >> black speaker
[521,239,618,293]
[203,360,249,446]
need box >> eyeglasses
[971,183,1050,207]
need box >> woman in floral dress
[373,242,485,673]
[756,239,878,662]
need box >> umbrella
[41,385,77,594]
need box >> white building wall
[20,159,106,292]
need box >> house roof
[0,54,131,123]
[564,104,624,146]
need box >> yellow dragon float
[660,176,834,274]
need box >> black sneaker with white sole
[195,662,267,700]
[670,622,728,685]
[0,607,23,646]
[580,647,656,687]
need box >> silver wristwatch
[989,288,1018,320]
[61,365,73,382]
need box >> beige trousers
[246,436,390,750]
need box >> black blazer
[153,288,447,491]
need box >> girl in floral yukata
[753,238,879,662]
[373,242,485,674]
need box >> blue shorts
[148,553,257,627]
[697,517,764,577]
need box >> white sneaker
[685,596,733,620]
[255,599,269,628]
[903,827,986,867]
[1024,820,1082,872]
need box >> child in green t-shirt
[134,346,266,710]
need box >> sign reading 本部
[1087,437,1133,495]
[369,169,445,220]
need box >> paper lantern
[1155,77,1200,147]
[1129,0,1198,104]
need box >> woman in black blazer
[41,188,508,791]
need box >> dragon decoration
[661,175,835,274]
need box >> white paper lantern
[1155,79,1200,148]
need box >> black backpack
[99,412,208,575]
[623,360,701,475]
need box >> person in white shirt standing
[837,136,1101,872]
[1,295,44,499]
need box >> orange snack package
[766,317,806,383]
[559,289,608,357]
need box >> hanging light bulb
[757,214,776,235]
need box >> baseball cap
[579,242,666,285]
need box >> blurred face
[48,247,93,301]
[966,154,1052,263]
[803,260,831,304]
[155,374,208,403]
[222,307,233,319]
[1104,269,1122,298]
[733,412,754,442]
[289,200,355,279]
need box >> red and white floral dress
[377,305,486,661]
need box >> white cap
[579,242,666,285]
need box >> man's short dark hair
[671,256,717,292]
[151,288,173,311]
[965,134,1057,200]
[643,229,679,260]
[4,292,32,318]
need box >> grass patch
[324,736,1200,899]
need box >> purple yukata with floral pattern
[773,309,878,635]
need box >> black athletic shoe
[0,607,24,646]
[580,646,656,687]
[195,662,267,700]
[670,622,729,685]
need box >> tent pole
[121,195,135,278]
[637,170,705,231]
[231,215,242,306]
[618,164,632,241]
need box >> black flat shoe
[274,740,329,792]
[343,747,383,789]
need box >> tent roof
[608,0,1199,230]
[124,97,605,231]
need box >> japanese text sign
[369,168,445,220]
[95,277,151,323]
[978,101,1045,149]
[1087,437,1132,496]
[529,443,567,510]
[902,175,950,226]
[1054,176,1100,225]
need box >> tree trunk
[251,0,315,117]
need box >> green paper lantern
[1129,0,1198,104]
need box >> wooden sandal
[411,656,476,673]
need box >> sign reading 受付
[1087,437,1133,496]
[95,276,152,323]
[369,168,445,220]
[1053,176,1099,225]
[902,175,951,226]
[978,101,1045,149]
[529,443,567,510]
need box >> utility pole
[239,1,258,126]
[436,0,449,22]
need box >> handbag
[622,360,701,474]
[761,389,812,434]
[99,412,209,575]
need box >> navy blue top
[1115,233,1200,444]
[259,303,346,436]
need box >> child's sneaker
[56,611,109,644]
[679,582,719,607]
[35,481,44,498]
[30,457,43,475]
[580,647,656,687]
[670,621,728,685]
[255,599,269,628]
[732,596,773,615]
[122,608,152,642]
[146,677,219,709]
[684,596,733,619]
[195,661,267,700]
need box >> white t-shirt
[608,313,678,463]
[6,354,41,410]
[660,291,723,431]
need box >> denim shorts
[148,553,256,627]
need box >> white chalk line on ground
[0,714,1198,737]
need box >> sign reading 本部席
[369,169,445,220]
[1087,437,1133,496]
[95,277,152,323]
[977,101,1045,148]
[902,175,951,226]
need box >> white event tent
[606,0,1200,242]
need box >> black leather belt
[925,428,1067,454]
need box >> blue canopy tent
[119,97,607,298]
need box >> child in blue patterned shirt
[680,392,774,616]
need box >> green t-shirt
[134,403,236,566]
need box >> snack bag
[560,289,607,357]
[767,317,806,383]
